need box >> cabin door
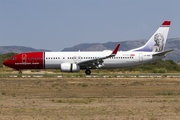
[139,53,143,62]
[22,54,27,64]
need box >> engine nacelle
[61,63,80,72]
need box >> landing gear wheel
[85,69,91,75]
[19,70,22,74]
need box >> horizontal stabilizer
[153,49,175,56]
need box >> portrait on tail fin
[152,33,164,52]
[128,21,170,52]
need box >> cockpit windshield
[10,57,16,60]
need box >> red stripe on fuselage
[4,52,44,69]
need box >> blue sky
[0,0,179,51]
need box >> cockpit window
[10,57,16,60]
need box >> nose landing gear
[13,68,22,74]
[19,70,22,74]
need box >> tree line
[0,53,17,67]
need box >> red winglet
[162,21,171,26]
[112,44,120,55]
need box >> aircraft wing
[153,49,175,56]
[77,44,120,68]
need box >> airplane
[3,21,174,75]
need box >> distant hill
[62,38,180,63]
[0,46,51,54]
[1,38,179,62]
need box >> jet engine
[61,63,80,72]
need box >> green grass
[146,99,179,103]
[52,83,59,87]
[82,83,88,87]
[136,74,139,77]
[123,74,129,78]
[43,73,57,77]
[35,80,41,84]
[0,74,9,77]
[17,73,22,77]
[162,74,167,78]
[12,93,16,97]
[156,91,176,96]
[51,98,95,104]
[31,69,40,72]
[61,74,73,78]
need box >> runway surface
[5,73,180,77]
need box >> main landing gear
[85,69,91,75]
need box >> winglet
[112,44,120,55]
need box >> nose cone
[3,60,9,67]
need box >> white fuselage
[44,51,164,69]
